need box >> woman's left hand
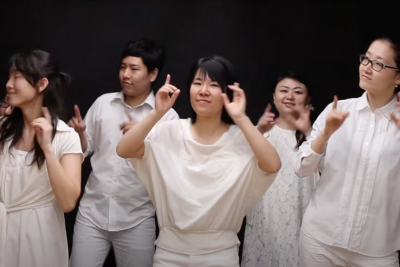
[222,83,247,122]
[32,107,54,152]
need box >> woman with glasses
[295,37,400,267]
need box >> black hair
[374,37,400,92]
[0,49,69,168]
[272,70,313,149]
[187,56,237,125]
[121,38,166,84]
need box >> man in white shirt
[68,38,179,267]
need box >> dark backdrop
[1,1,398,266]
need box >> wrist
[320,128,332,140]
[234,115,250,127]
[42,145,54,155]
[150,109,164,121]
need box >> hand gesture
[68,105,86,135]
[286,105,312,135]
[32,107,54,152]
[324,96,349,136]
[222,83,247,122]
[154,75,180,117]
[390,92,400,129]
[257,104,276,134]
[120,108,136,134]
[0,96,13,116]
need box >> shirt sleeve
[82,100,98,157]
[57,130,84,161]
[295,103,332,178]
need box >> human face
[119,56,158,97]
[273,78,308,116]
[190,70,225,118]
[359,40,400,95]
[6,70,44,108]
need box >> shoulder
[160,108,179,121]
[323,96,360,112]
[90,92,120,108]
[55,119,80,141]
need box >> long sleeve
[83,101,98,158]
[295,103,332,178]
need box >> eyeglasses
[0,96,10,109]
[360,54,399,72]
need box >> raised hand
[324,96,349,136]
[120,108,136,134]
[32,107,54,152]
[257,104,276,134]
[68,105,86,135]
[154,74,180,117]
[286,104,312,135]
[222,83,247,122]
[390,91,400,129]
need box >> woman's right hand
[256,104,276,134]
[323,95,349,136]
[0,95,13,116]
[154,75,180,117]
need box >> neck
[366,90,395,111]
[276,115,296,131]
[20,99,44,130]
[124,89,151,108]
[192,115,225,137]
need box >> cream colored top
[0,119,83,267]
[130,119,277,255]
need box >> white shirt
[130,119,277,255]
[79,92,179,231]
[0,120,83,267]
[296,92,400,256]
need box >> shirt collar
[112,91,155,109]
[56,119,71,132]
[356,91,398,120]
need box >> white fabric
[242,125,317,267]
[0,119,83,267]
[153,246,240,267]
[78,91,178,231]
[130,119,277,256]
[296,92,400,256]
[299,225,399,267]
[69,212,155,267]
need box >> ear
[395,72,400,88]
[37,78,49,93]
[149,68,159,83]
[272,93,276,103]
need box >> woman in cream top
[0,49,83,267]
[117,56,281,267]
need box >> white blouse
[130,119,277,255]
[0,119,83,267]
[296,92,400,256]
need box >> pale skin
[117,74,281,174]
[6,76,82,213]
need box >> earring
[309,104,314,111]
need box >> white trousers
[153,246,240,267]
[299,226,399,267]
[69,212,155,267]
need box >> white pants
[153,246,240,267]
[299,226,399,267]
[69,212,155,267]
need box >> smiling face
[189,69,225,119]
[359,40,400,95]
[273,77,309,116]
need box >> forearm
[310,129,331,154]
[117,110,162,158]
[44,149,81,212]
[236,116,281,173]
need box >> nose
[199,84,209,95]
[286,91,294,100]
[362,61,373,73]
[123,68,131,78]
[6,79,12,91]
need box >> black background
[1,1,398,266]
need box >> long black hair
[187,55,237,125]
[0,49,70,168]
[272,70,313,149]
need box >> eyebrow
[280,85,305,90]
[122,63,140,67]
